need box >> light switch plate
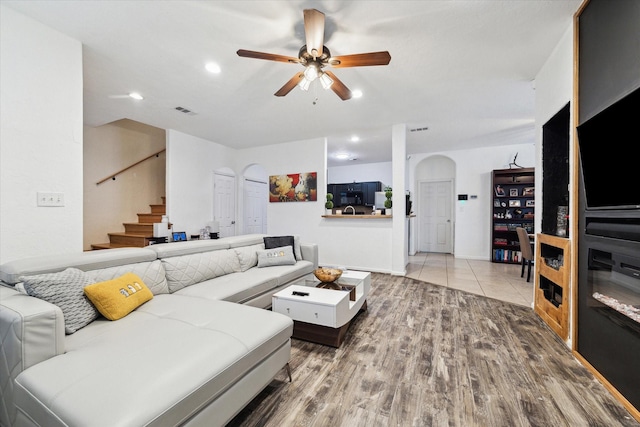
[37,192,65,207]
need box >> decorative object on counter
[199,226,211,240]
[207,221,220,239]
[335,209,342,215]
[325,193,334,214]
[384,186,392,216]
[269,172,317,202]
[406,191,412,216]
[314,267,343,283]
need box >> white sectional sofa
[0,234,317,427]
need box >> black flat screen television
[577,87,640,210]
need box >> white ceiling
[3,0,581,166]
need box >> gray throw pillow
[264,236,298,260]
[257,245,296,268]
[21,268,99,334]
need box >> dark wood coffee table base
[291,301,367,347]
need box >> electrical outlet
[37,192,65,207]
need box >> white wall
[534,24,575,346]
[83,120,166,250]
[236,138,327,240]
[410,144,536,260]
[535,25,575,233]
[166,129,235,236]
[235,138,399,273]
[328,161,392,188]
[0,6,83,264]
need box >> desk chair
[516,227,534,282]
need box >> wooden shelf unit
[491,168,535,264]
[534,233,570,340]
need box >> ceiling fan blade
[329,51,391,68]
[237,49,300,64]
[324,71,352,101]
[275,72,305,97]
[304,9,325,58]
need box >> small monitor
[172,231,187,242]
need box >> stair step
[137,213,163,223]
[123,222,154,235]
[91,243,133,250]
[108,232,150,247]
[149,204,166,214]
[90,197,167,250]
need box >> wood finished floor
[229,273,639,427]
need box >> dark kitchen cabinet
[327,181,382,207]
[363,181,382,206]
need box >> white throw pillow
[234,243,265,272]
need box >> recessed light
[205,62,221,74]
[350,136,360,142]
[335,153,349,160]
[128,92,143,100]
[352,90,363,98]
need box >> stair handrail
[96,149,166,185]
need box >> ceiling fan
[237,8,391,100]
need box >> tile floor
[406,252,534,307]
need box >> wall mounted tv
[577,87,640,210]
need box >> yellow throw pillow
[84,273,153,320]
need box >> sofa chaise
[0,234,317,427]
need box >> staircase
[91,197,167,250]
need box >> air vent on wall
[174,106,197,116]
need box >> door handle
[231,221,236,224]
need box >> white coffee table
[272,270,371,347]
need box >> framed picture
[523,187,535,197]
[493,199,501,207]
[269,172,317,202]
[509,188,518,197]
[509,200,521,207]
[494,185,506,197]
[526,200,535,207]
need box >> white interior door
[244,179,267,234]
[214,173,236,238]
[419,180,453,253]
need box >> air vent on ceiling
[174,106,197,116]
[410,126,429,132]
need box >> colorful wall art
[269,172,317,202]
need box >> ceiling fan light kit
[237,8,391,101]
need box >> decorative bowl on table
[313,267,343,283]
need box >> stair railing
[96,149,166,185]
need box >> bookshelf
[491,168,535,263]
